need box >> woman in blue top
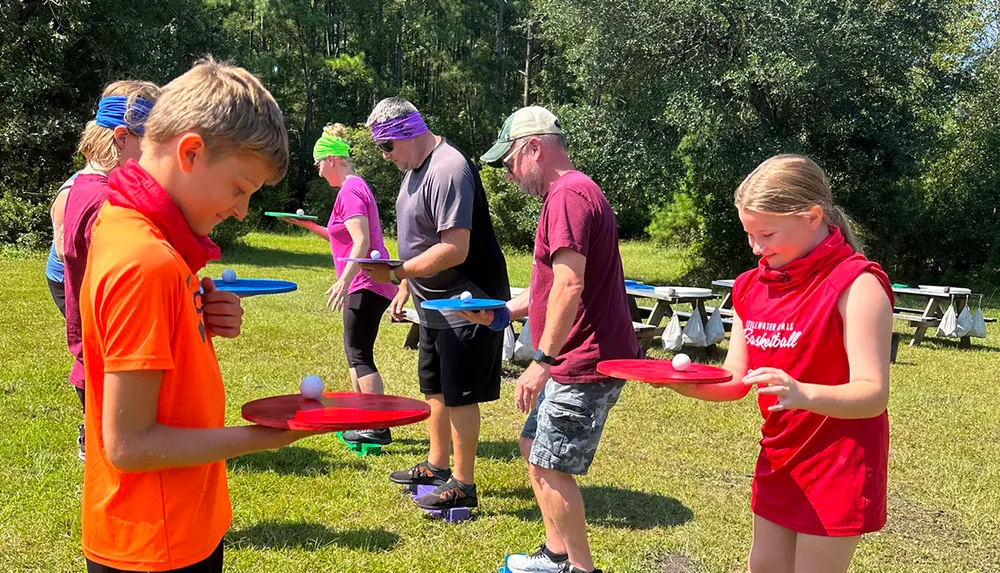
[46,174,77,317]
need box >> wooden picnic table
[711,279,735,311]
[890,287,990,348]
[711,279,989,348]
[625,286,718,348]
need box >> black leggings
[342,289,391,378]
[47,278,66,318]
[86,539,223,572]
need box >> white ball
[221,268,237,283]
[370,250,382,259]
[296,208,305,216]
[672,353,691,372]
[300,375,324,399]
[460,291,473,303]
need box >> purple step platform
[408,484,474,523]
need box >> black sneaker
[388,460,451,486]
[77,424,85,462]
[414,476,477,510]
[341,428,393,445]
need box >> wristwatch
[533,349,557,366]
[389,266,401,285]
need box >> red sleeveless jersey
[732,227,893,536]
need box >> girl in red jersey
[670,154,894,572]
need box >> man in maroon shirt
[465,107,639,573]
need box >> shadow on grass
[226,522,401,552]
[227,446,362,476]
[495,485,693,529]
[220,244,332,269]
[386,438,522,461]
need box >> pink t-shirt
[327,177,397,300]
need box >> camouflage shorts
[521,378,625,475]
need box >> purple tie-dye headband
[370,112,429,141]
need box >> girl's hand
[743,367,809,412]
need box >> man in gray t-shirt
[361,97,509,513]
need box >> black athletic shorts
[47,278,66,318]
[342,289,391,378]
[86,539,223,573]
[417,324,502,407]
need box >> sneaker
[341,428,393,445]
[505,545,568,573]
[388,460,451,486]
[77,424,85,462]
[414,476,477,510]
[560,565,602,573]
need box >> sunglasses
[502,139,531,174]
[376,139,394,153]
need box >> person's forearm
[536,278,582,357]
[106,423,299,473]
[507,289,530,319]
[671,378,751,401]
[339,237,370,285]
[306,221,330,241]
[801,379,887,419]
[397,242,465,279]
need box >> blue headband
[94,95,154,135]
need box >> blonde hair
[142,56,289,185]
[322,122,354,168]
[77,80,161,172]
[734,154,863,253]
[324,122,349,140]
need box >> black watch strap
[533,349,557,366]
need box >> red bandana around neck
[757,226,854,290]
[106,159,221,273]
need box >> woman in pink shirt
[281,123,398,446]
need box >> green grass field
[1,232,998,572]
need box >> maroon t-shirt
[63,172,111,388]
[528,170,639,383]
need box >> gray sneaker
[506,545,568,573]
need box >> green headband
[313,134,351,162]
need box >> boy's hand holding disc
[200,276,243,338]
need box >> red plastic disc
[241,392,431,431]
[597,359,733,385]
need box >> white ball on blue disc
[296,208,305,216]
[672,353,691,372]
[370,250,381,259]
[300,375,324,400]
[460,291,473,303]
[221,268,237,283]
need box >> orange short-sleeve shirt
[80,202,231,571]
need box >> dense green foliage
[2,0,998,286]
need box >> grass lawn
[1,231,998,572]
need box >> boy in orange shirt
[79,58,322,573]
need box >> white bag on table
[682,310,708,347]
[661,314,683,351]
[955,304,973,338]
[937,302,959,338]
[502,324,516,361]
[705,307,726,345]
[512,319,534,362]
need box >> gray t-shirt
[397,139,509,329]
